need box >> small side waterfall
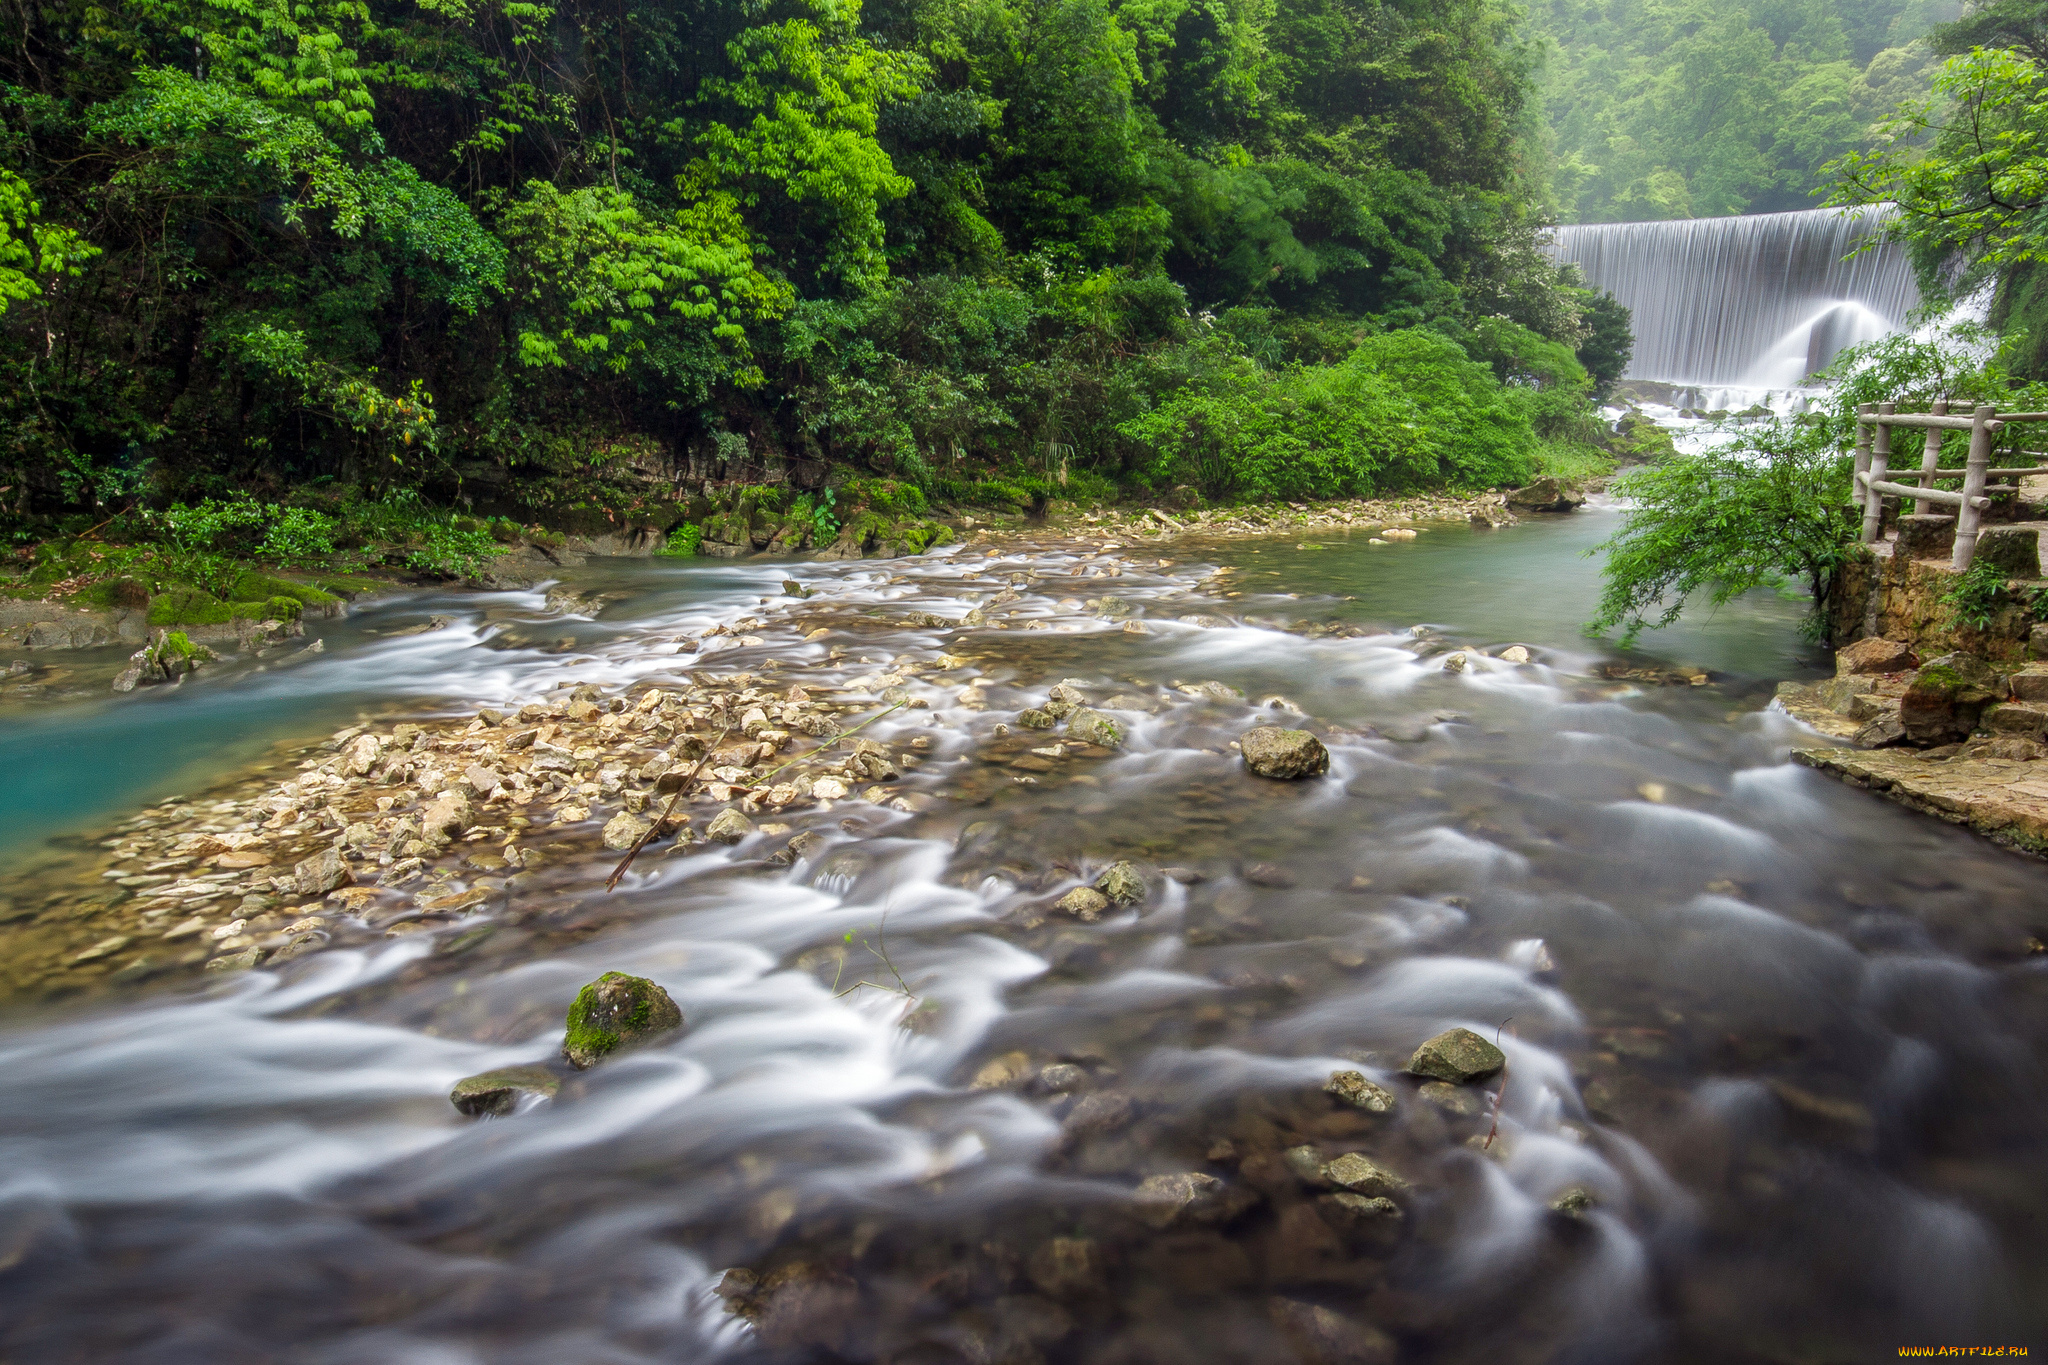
[1548,206,1920,397]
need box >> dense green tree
[0,0,1602,525]
[1532,0,1957,222]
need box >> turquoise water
[0,560,796,858]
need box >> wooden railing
[1853,402,2048,570]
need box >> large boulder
[562,971,684,1068]
[1505,478,1586,513]
[1240,726,1330,779]
[1405,1026,1505,1083]
[1900,652,2004,746]
[1834,637,1916,676]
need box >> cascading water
[1548,206,1920,406]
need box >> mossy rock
[562,970,684,1069]
[148,586,234,626]
[263,595,303,621]
[76,577,151,611]
[229,572,341,608]
[450,1065,561,1117]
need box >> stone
[1267,1297,1398,1365]
[1498,644,1531,664]
[1324,1069,1396,1113]
[1018,708,1056,730]
[1901,652,2005,746]
[1835,637,1917,676]
[1064,707,1123,748]
[1416,1080,1484,1116]
[1282,1145,1329,1185]
[2032,623,2048,661]
[707,809,755,844]
[1321,1152,1408,1198]
[1037,1062,1088,1093]
[1405,1026,1505,1083]
[1239,726,1330,779]
[293,847,352,896]
[1028,1238,1100,1297]
[1441,651,1468,673]
[450,1065,561,1116]
[971,1050,1033,1089]
[562,971,684,1068]
[1990,701,2048,739]
[2009,666,2048,703]
[205,946,264,972]
[1318,1192,1403,1232]
[1894,512,1957,563]
[1505,477,1586,513]
[1976,527,2040,579]
[421,790,475,839]
[1854,711,1908,748]
[788,829,829,860]
[1549,1185,1595,1216]
[1094,861,1144,906]
[602,811,652,851]
[1054,887,1110,922]
[1130,1172,1236,1229]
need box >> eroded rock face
[1835,637,1916,676]
[1240,726,1330,779]
[562,971,684,1068]
[1901,652,2005,746]
[1405,1026,1505,1083]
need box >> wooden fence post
[1952,405,1996,572]
[1861,402,1894,544]
[1915,398,1948,515]
[1853,403,1874,520]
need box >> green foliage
[406,523,502,579]
[1572,290,1634,398]
[1588,426,1855,645]
[1123,329,1535,501]
[1536,0,1953,222]
[659,523,704,557]
[1827,49,2048,278]
[0,0,1601,516]
[1940,558,2011,630]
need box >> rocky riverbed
[5,509,2044,1364]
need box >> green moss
[1914,664,1965,697]
[657,523,703,557]
[229,571,340,607]
[75,577,151,610]
[148,586,233,626]
[263,595,303,621]
[160,629,199,661]
[561,970,684,1069]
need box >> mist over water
[1,517,2044,1363]
[1549,206,1920,390]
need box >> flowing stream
[2,509,2044,1363]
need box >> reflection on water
[1,514,2042,1363]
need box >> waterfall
[1548,206,1920,398]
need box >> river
[1,505,2043,1363]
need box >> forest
[0,0,1622,538]
[0,0,2040,542]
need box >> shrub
[1588,426,1854,644]
[659,523,703,557]
[407,523,501,578]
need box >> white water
[1550,206,1920,401]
